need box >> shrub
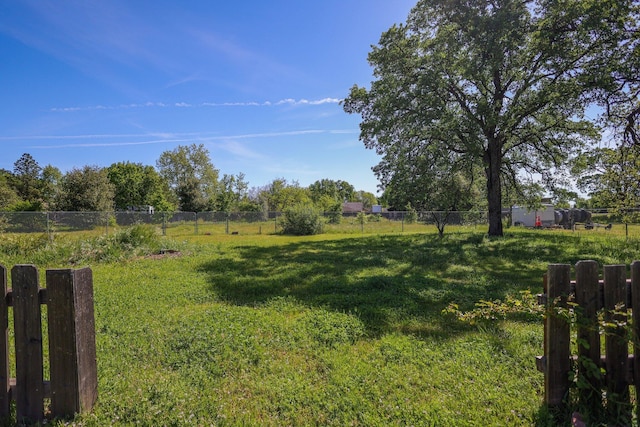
[114,224,159,248]
[442,290,543,325]
[0,233,51,257]
[281,204,323,235]
[324,201,343,224]
[405,203,418,224]
[367,213,382,222]
[66,224,163,264]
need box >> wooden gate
[0,264,97,423]
[538,261,640,422]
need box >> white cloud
[26,139,195,149]
[48,98,342,112]
[50,102,169,112]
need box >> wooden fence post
[632,260,640,423]
[545,263,571,407]
[0,265,9,417]
[12,265,44,423]
[539,261,640,419]
[47,267,98,417]
[575,260,602,410]
[0,264,97,422]
[603,264,631,422]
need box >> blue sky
[0,1,417,195]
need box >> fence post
[545,263,571,408]
[46,212,51,242]
[46,267,98,417]
[632,260,640,423]
[574,260,602,411]
[0,265,98,422]
[12,265,44,424]
[542,261,640,419]
[603,264,630,422]
[162,212,167,236]
[0,266,8,417]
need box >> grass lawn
[1,225,640,425]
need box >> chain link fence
[0,209,637,238]
[0,210,489,236]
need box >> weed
[443,290,544,325]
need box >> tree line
[0,144,378,214]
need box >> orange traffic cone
[535,215,542,228]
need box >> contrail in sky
[8,129,357,149]
[49,98,343,112]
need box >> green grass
[1,227,640,425]
[164,217,640,239]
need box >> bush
[324,201,343,224]
[0,233,51,257]
[114,224,159,248]
[281,204,323,235]
[405,203,418,224]
[367,213,382,222]
[442,290,543,325]
[67,224,163,264]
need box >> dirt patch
[146,249,182,260]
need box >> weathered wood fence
[0,264,97,424]
[537,260,640,422]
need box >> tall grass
[0,227,638,425]
[0,224,170,267]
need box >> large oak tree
[343,0,634,236]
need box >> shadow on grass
[197,230,588,338]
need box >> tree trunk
[485,139,503,237]
[433,211,450,238]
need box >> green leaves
[156,144,219,212]
[574,144,640,225]
[442,290,544,326]
[344,0,637,236]
[58,165,115,212]
[281,204,323,236]
[107,162,174,211]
